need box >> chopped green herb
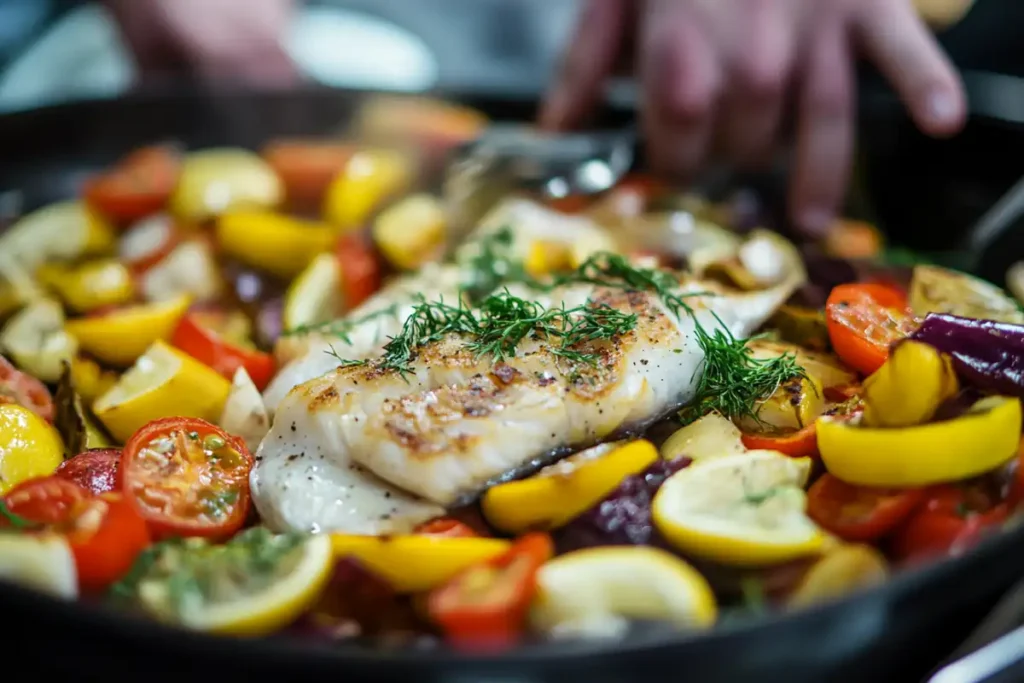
[0,500,35,530]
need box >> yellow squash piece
[0,403,64,494]
[530,546,717,639]
[170,148,283,222]
[0,298,78,383]
[322,148,413,232]
[217,211,335,280]
[861,340,959,428]
[0,201,115,273]
[482,440,659,533]
[653,450,824,566]
[0,533,78,599]
[372,193,447,270]
[660,412,747,462]
[818,395,1022,488]
[330,534,511,593]
[64,294,192,367]
[93,341,232,443]
[747,339,857,391]
[37,259,135,313]
[283,252,341,332]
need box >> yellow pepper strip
[37,259,135,314]
[861,340,959,428]
[65,294,192,367]
[0,404,64,494]
[322,148,414,233]
[329,535,511,593]
[818,395,1022,488]
[372,193,447,271]
[217,211,334,280]
[93,341,232,443]
[481,440,659,533]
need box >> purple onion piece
[910,313,1024,397]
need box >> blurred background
[1,0,1023,114]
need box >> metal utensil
[958,173,1024,278]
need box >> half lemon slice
[283,252,341,333]
[652,450,824,566]
[530,546,717,639]
[94,341,232,442]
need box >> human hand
[106,0,298,87]
[541,0,968,237]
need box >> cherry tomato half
[262,140,354,210]
[55,449,122,495]
[415,518,480,538]
[427,532,553,650]
[741,423,819,458]
[171,312,275,391]
[83,146,181,222]
[122,417,253,540]
[335,233,382,310]
[0,355,54,422]
[807,474,926,542]
[3,476,150,591]
[891,484,1009,565]
[825,283,917,376]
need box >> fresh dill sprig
[458,225,539,303]
[283,302,404,341]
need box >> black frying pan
[1,85,1023,683]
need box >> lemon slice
[530,546,717,639]
[482,440,658,533]
[126,529,332,637]
[653,450,824,566]
[0,533,78,599]
[0,201,115,272]
[283,252,341,332]
[94,341,232,443]
[65,294,192,367]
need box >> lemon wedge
[0,533,78,599]
[283,252,341,332]
[530,546,717,639]
[482,440,658,533]
[330,534,511,593]
[65,294,192,367]
[94,341,232,443]
[126,530,332,637]
[652,450,824,566]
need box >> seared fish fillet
[252,274,801,532]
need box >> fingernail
[798,207,834,237]
[926,89,958,127]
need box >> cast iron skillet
[0,85,1022,683]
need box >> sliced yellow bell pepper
[322,148,414,232]
[372,193,447,270]
[481,440,658,533]
[217,211,334,280]
[0,403,64,494]
[37,259,135,314]
[64,294,192,367]
[818,395,1022,488]
[93,341,232,443]
[861,340,958,428]
[329,535,510,593]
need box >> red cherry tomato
[83,146,181,222]
[825,283,918,376]
[0,355,54,422]
[171,312,275,390]
[262,140,354,210]
[427,533,553,650]
[891,484,1009,565]
[3,477,150,591]
[335,233,382,310]
[122,417,253,540]
[807,474,926,542]
[55,449,122,495]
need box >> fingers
[641,0,721,179]
[790,14,855,237]
[539,0,633,130]
[719,0,795,167]
[855,0,967,137]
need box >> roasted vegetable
[0,201,115,272]
[372,193,447,271]
[768,305,831,352]
[37,259,135,313]
[786,545,888,608]
[822,220,882,261]
[910,313,1024,398]
[217,211,334,281]
[0,298,78,383]
[659,413,746,462]
[65,294,192,368]
[322,148,414,232]
[218,368,270,452]
[0,403,64,494]
[909,265,1023,324]
[861,340,958,428]
[139,240,223,303]
[170,148,283,222]
[735,374,824,434]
